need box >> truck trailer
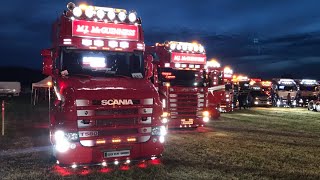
[41,2,167,167]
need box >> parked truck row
[40,2,320,168]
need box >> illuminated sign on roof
[171,52,206,64]
[72,20,139,40]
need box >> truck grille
[75,98,153,145]
[169,93,205,119]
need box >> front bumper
[54,137,164,166]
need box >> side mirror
[41,49,53,76]
[145,54,153,79]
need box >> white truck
[0,82,21,97]
[271,79,298,107]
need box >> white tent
[31,76,52,105]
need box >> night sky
[1,0,320,79]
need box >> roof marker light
[176,44,182,51]
[188,44,193,51]
[182,44,188,51]
[170,43,176,50]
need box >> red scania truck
[146,41,217,128]
[206,60,234,113]
[41,2,167,167]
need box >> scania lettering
[101,99,134,106]
[146,41,219,129]
[41,2,166,167]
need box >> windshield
[299,85,318,92]
[60,49,144,78]
[250,90,268,97]
[239,81,250,91]
[158,68,204,87]
[278,85,297,91]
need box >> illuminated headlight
[292,100,297,106]
[203,117,209,122]
[85,7,94,18]
[175,63,181,68]
[202,111,209,117]
[165,63,170,67]
[226,99,230,102]
[277,100,281,106]
[54,131,70,153]
[170,43,176,50]
[254,101,258,105]
[96,9,105,19]
[118,11,127,22]
[161,118,168,124]
[159,136,165,143]
[267,101,270,105]
[72,7,82,17]
[189,64,195,68]
[299,99,303,103]
[107,10,116,20]
[128,12,137,23]
[226,94,230,98]
[151,126,167,136]
[195,65,201,68]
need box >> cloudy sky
[1,0,320,79]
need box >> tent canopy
[32,76,52,90]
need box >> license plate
[181,119,194,125]
[104,150,130,158]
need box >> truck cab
[205,60,233,113]
[249,79,271,106]
[272,79,298,107]
[296,79,319,106]
[146,41,214,128]
[41,3,166,167]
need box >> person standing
[287,93,292,107]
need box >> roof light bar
[67,3,138,24]
[162,41,205,53]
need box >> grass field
[0,97,320,179]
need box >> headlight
[203,117,209,122]
[72,7,82,17]
[254,101,259,105]
[202,111,209,117]
[255,97,259,100]
[128,12,137,23]
[54,131,70,153]
[151,126,167,136]
[118,11,127,22]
